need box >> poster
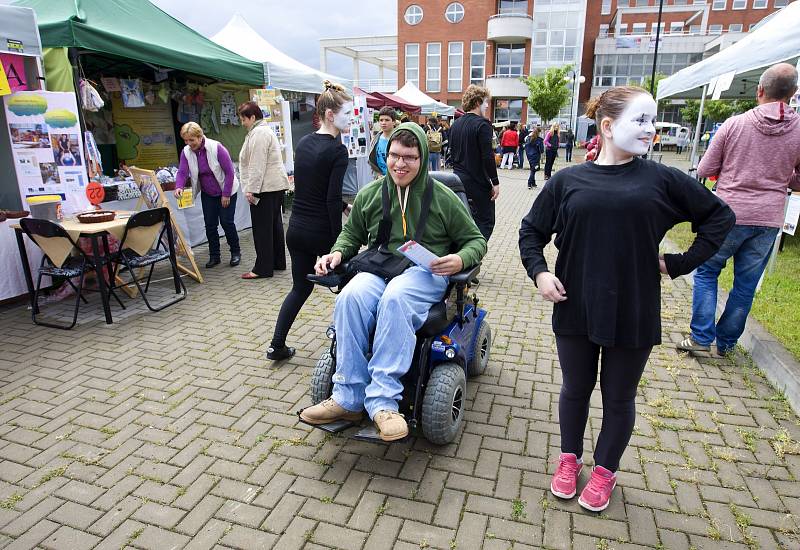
[3,90,90,214]
[783,194,800,236]
[250,89,293,170]
[340,94,370,159]
[111,96,178,168]
[0,53,28,93]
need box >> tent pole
[68,47,89,137]
[689,84,707,173]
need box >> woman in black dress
[267,81,351,360]
[519,86,735,512]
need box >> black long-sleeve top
[519,158,735,348]
[290,133,348,237]
[448,113,500,189]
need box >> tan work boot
[300,398,362,425]
[373,410,408,441]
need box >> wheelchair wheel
[311,349,336,405]
[421,362,466,445]
[467,321,491,378]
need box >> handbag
[347,176,434,282]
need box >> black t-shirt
[448,113,500,189]
[519,158,735,348]
[290,133,348,237]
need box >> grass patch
[511,499,527,521]
[0,493,24,510]
[667,223,800,360]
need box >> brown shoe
[300,398,362,425]
[373,410,408,441]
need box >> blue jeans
[517,146,525,169]
[690,225,779,352]
[331,266,449,418]
[200,192,240,259]
[429,152,441,172]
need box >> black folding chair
[19,218,124,329]
[111,207,186,312]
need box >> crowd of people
[171,63,799,513]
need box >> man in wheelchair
[301,122,487,441]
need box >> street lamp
[564,70,586,134]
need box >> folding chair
[19,218,124,329]
[111,207,186,312]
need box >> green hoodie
[331,122,487,269]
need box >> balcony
[485,75,529,99]
[487,13,534,43]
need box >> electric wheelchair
[299,261,491,445]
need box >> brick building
[396,0,791,126]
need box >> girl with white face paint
[519,86,735,513]
[267,81,351,361]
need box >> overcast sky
[152,0,397,81]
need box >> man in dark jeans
[564,128,574,163]
[517,124,529,169]
[448,85,500,241]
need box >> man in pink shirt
[679,63,800,356]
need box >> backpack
[427,127,443,152]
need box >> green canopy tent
[11,0,265,86]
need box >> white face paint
[480,99,489,116]
[609,94,657,156]
[332,101,354,131]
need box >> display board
[250,88,294,172]
[111,96,178,168]
[3,90,90,215]
[1,54,29,94]
[340,94,370,159]
[129,166,203,284]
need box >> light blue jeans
[429,152,442,172]
[690,225,779,353]
[331,266,449,418]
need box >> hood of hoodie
[385,122,429,190]
[746,101,799,137]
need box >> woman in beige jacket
[237,101,290,279]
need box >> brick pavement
[1,157,799,549]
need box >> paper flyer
[176,188,194,209]
[3,90,90,214]
[783,194,800,236]
[398,240,440,271]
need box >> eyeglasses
[387,152,420,164]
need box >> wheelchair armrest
[449,263,480,285]
[306,263,350,288]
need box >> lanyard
[396,185,409,237]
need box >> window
[599,24,610,38]
[635,0,649,6]
[445,2,465,23]
[669,22,684,34]
[632,23,647,35]
[494,99,523,122]
[405,43,419,85]
[448,42,463,92]
[495,43,526,77]
[470,41,486,85]
[708,24,723,34]
[601,0,611,14]
[729,23,743,32]
[752,0,767,6]
[732,0,746,8]
[498,0,528,14]
[712,0,726,9]
[774,0,788,6]
[749,23,758,30]
[651,22,665,34]
[426,43,441,92]
[618,0,629,6]
[404,5,423,25]
[673,0,688,4]
[618,23,629,35]
[689,24,701,34]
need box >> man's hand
[658,255,668,275]
[315,251,342,275]
[429,254,463,276]
[535,272,567,303]
[221,196,231,208]
[174,188,183,199]
[490,184,500,201]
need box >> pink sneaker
[578,465,617,512]
[550,453,582,499]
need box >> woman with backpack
[425,116,444,171]
[524,128,545,189]
[500,121,519,169]
[543,122,560,180]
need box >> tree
[521,65,573,124]
[703,100,736,122]
[680,100,701,125]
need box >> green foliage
[521,65,573,124]
[680,100,701,125]
[680,98,758,125]
[703,100,736,122]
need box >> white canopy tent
[394,82,456,116]
[656,2,800,101]
[211,14,350,94]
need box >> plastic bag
[80,79,105,112]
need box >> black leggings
[544,151,557,178]
[271,225,334,348]
[555,335,652,472]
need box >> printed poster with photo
[340,94,370,159]
[3,90,90,214]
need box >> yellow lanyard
[396,185,409,237]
